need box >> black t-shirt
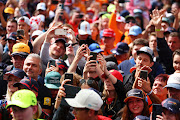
[37,81,52,110]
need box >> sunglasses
[80,79,97,86]
[126,20,136,24]
[65,42,78,47]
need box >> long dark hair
[121,99,150,120]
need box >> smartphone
[58,3,64,10]
[60,85,81,106]
[79,14,84,18]
[17,29,24,37]
[52,0,58,4]
[152,104,163,120]
[55,29,67,35]
[90,52,98,61]
[49,60,56,67]
[140,70,148,80]
[64,73,73,85]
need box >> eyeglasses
[126,20,136,24]
[65,42,78,47]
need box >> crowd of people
[0,0,180,120]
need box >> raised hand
[150,9,163,28]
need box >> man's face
[7,40,16,53]
[49,41,66,59]
[173,54,180,73]
[12,106,36,120]
[129,35,139,42]
[18,22,30,34]
[135,53,153,69]
[23,57,42,80]
[132,45,144,59]
[161,22,169,31]
[11,55,26,69]
[168,87,180,101]
[72,108,89,120]
[152,80,167,97]
[6,21,17,34]
[102,37,115,48]
[168,36,180,52]
[149,35,157,51]
[101,18,109,29]
[125,19,136,30]
[7,75,21,93]
[78,34,89,40]
[163,109,177,120]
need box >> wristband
[101,73,111,79]
[147,90,153,96]
[155,29,161,31]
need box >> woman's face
[104,79,115,91]
[91,26,98,38]
[8,75,21,93]
[128,98,144,115]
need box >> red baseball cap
[102,29,115,38]
[109,70,123,82]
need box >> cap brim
[164,83,180,90]
[11,52,29,57]
[45,84,59,89]
[78,29,91,35]
[65,98,86,108]
[6,100,31,109]
[93,49,103,53]
[124,96,143,103]
[129,32,138,36]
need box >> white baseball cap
[116,15,125,23]
[65,89,103,111]
[78,21,91,35]
[17,16,30,26]
[32,30,44,37]
[36,2,46,11]
[165,73,180,90]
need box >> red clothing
[68,20,79,36]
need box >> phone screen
[49,60,56,67]
[140,70,148,80]
[64,73,73,85]
[90,52,97,61]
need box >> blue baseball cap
[128,26,142,36]
[89,43,103,53]
[4,68,27,80]
[162,17,170,24]
[162,98,180,113]
[133,115,150,120]
[133,9,142,14]
[111,42,129,55]
[137,46,154,60]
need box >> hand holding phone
[152,104,163,120]
[64,73,73,85]
[140,70,148,81]
[49,60,56,67]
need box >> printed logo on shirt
[44,97,51,106]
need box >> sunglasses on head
[126,20,136,24]
[80,79,97,86]
[65,42,78,47]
